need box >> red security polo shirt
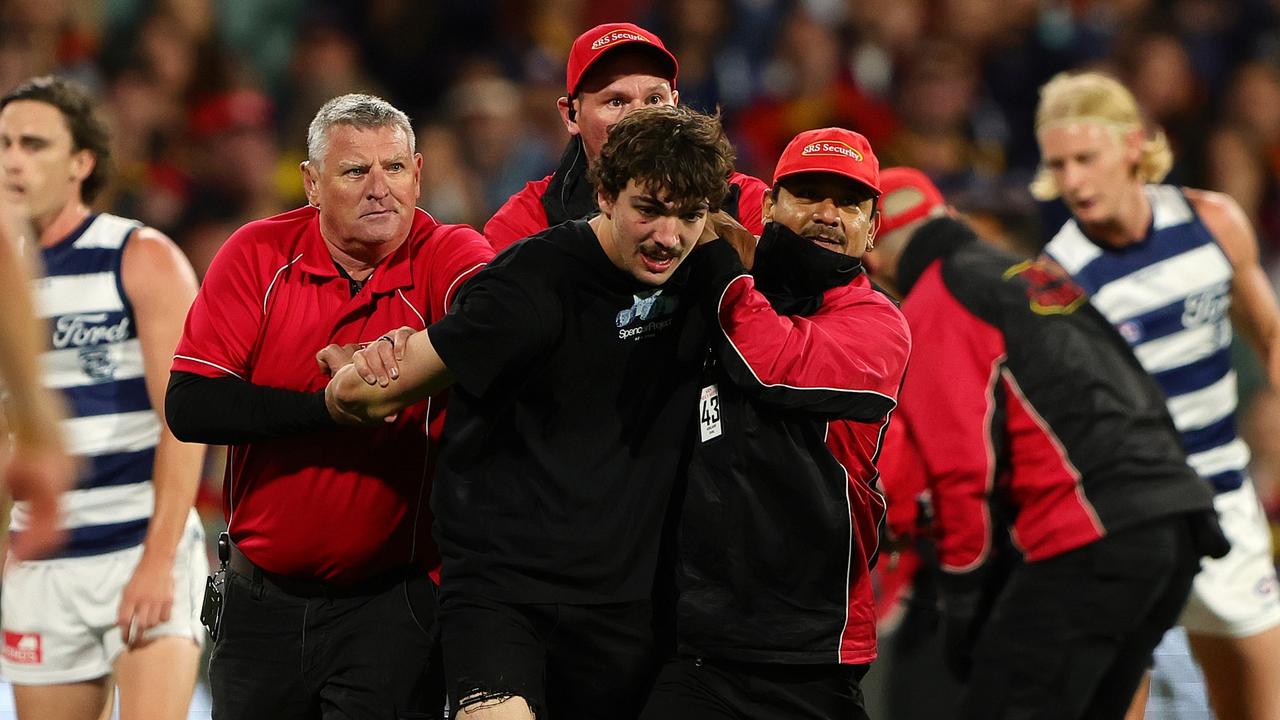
[172,205,493,584]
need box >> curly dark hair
[590,105,734,211]
[1,76,112,204]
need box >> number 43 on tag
[700,384,722,441]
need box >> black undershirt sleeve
[165,370,338,445]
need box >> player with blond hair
[1039,70,1280,720]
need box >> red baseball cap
[773,128,881,194]
[877,167,946,235]
[565,22,679,97]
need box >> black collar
[752,222,865,316]
[333,261,372,297]
[541,136,597,227]
[896,216,978,297]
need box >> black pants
[960,515,1201,720]
[640,657,870,720]
[440,592,657,720]
[209,566,443,720]
[879,562,966,719]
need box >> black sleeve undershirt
[165,370,338,445]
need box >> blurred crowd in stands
[7,0,1280,528]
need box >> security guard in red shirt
[166,94,494,720]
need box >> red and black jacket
[879,217,1215,579]
[484,136,770,252]
[673,229,912,665]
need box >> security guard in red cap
[641,128,911,720]
[484,21,769,252]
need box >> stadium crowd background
[7,0,1280,681]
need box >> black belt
[227,542,410,599]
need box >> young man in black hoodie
[327,105,746,720]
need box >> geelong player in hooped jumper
[483,21,768,252]
[328,105,755,720]
[0,75,207,720]
[1037,71,1280,720]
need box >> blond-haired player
[1038,70,1280,720]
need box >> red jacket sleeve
[171,229,267,379]
[422,224,496,320]
[878,416,928,542]
[715,273,911,421]
[729,172,769,236]
[897,264,1006,572]
[484,177,552,253]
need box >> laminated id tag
[699,384,722,442]
[200,571,225,641]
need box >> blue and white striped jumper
[1044,185,1248,495]
[10,213,158,557]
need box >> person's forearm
[327,361,448,423]
[166,371,337,444]
[138,430,203,563]
[326,329,455,425]
[1256,316,1280,390]
[0,354,65,447]
[0,239,65,447]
